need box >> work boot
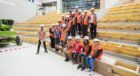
[65,58,70,62]
[36,52,39,55]
[45,51,48,53]
[77,64,82,69]
[81,66,86,71]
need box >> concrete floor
[0,43,102,76]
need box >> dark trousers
[37,40,47,53]
[82,25,88,37]
[90,23,97,39]
[71,25,76,36]
[50,38,55,48]
[77,23,82,35]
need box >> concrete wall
[0,0,38,22]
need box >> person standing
[82,10,89,38]
[49,25,55,48]
[77,10,82,35]
[89,8,97,39]
[36,24,48,55]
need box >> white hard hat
[62,24,66,28]
[68,36,72,39]
[75,35,81,40]
[91,8,95,10]
[93,38,100,42]
[84,10,88,12]
[75,6,79,9]
[66,15,69,18]
[84,36,89,40]
[40,24,44,27]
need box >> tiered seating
[97,4,140,44]
[99,4,140,22]
[14,12,62,46]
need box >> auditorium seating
[98,4,140,22]
[97,4,140,45]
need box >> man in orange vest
[36,24,48,55]
[72,35,83,64]
[69,10,73,18]
[82,10,89,37]
[77,10,82,35]
[61,15,65,24]
[86,38,103,72]
[67,17,73,36]
[89,8,97,39]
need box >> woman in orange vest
[89,8,97,39]
[77,36,92,71]
[36,24,48,55]
[77,10,82,35]
[49,25,55,48]
[82,10,89,37]
[64,36,74,62]
[86,38,104,72]
[60,24,67,48]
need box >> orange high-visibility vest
[67,20,72,30]
[83,14,89,25]
[39,31,45,39]
[83,44,90,54]
[60,29,67,41]
[61,19,65,24]
[77,14,82,24]
[91,44,103,57]
[90,13,97,25]
[75,12,79,18]
[67,40,74,54]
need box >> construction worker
[64,36,74,62]
[77,36,92,71]
[72,35,83,64]
[60,24,67,49]
[86,38,104,72]
[74,6,79,34]
[61,15,65,24]
[65,14,69,26]
[77,10,83,35]
[89,8,97,39]
[71,16,76,36]
[54,24,61,52]
[36,24,48,55]
[49,24,55,48]
[82,10,89,37]
[69,10,73,18]
[67,17,73,36]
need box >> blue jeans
[86,57,95,71]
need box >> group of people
[36,6,103,73]
[64,36,103,72]
[48,7,103,72]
